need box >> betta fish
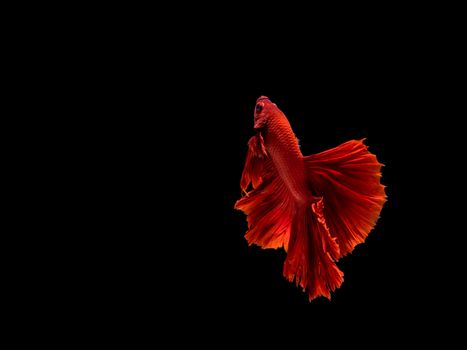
[234,96,386,301]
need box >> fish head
[254,96,277,129]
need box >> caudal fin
[304,139,387,257]
[283,200,343,301]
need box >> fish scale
[264,110,310,204]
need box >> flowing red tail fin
[283,199,343,300]
[304,139,387,257]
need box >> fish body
[262,105,308,203]
[235,96,386,301]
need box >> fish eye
[255,103,263,112]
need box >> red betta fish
[235,96,386,301]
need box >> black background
[91,22,462,340]
[12,6,464,346]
